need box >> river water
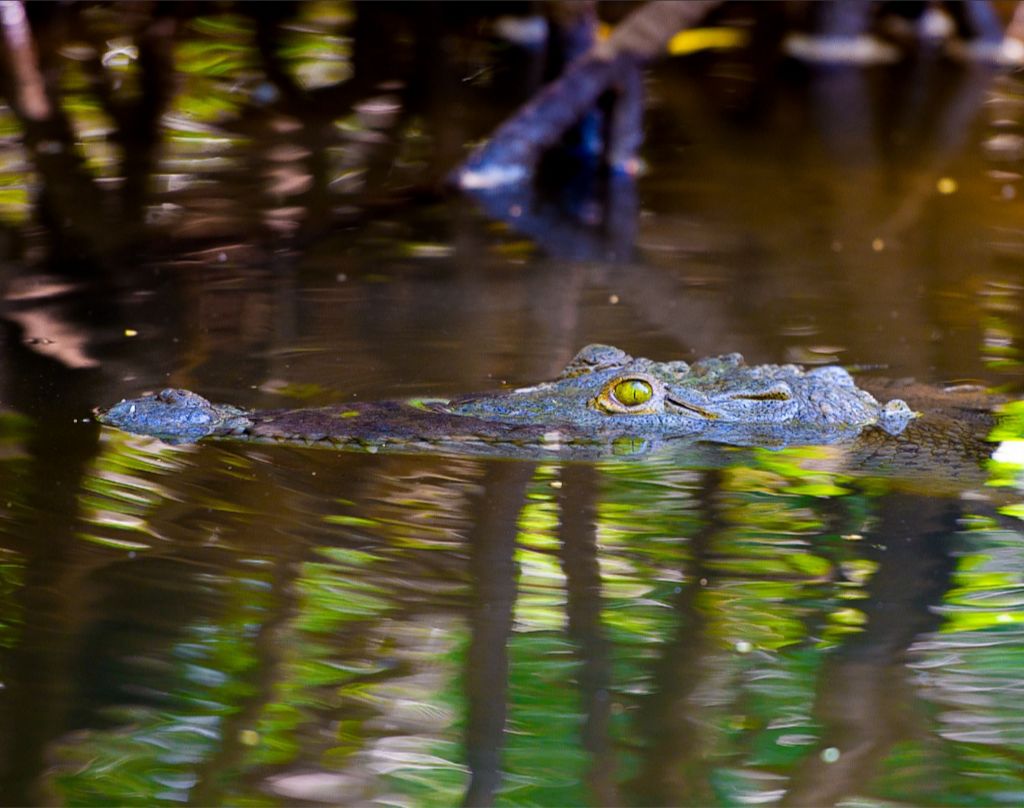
[1,6,1023,806]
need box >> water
[1,6,1024,806]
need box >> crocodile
[96,344,930,454]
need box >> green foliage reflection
[17,423,1024,804]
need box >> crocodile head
[446,344,916,437]
[96,388,252,442]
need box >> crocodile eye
[612,379,653,407]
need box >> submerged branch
[0,0,48,120]
[454,0,720,188]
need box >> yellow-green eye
[612,379,653,407]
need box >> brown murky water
[1,6,1023,806]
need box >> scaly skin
[98,388,252,443]
[445,345,916,434]
[97,345,924,454]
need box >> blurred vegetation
[0,1,1023,804]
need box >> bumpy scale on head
[97,388,251,442]
[447,345,917,435]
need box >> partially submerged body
[97,345,921,454]
[94,344,1019,494]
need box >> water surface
[0,7,1023,806]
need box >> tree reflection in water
[0,2,1022,805]
[6,439,1015,806]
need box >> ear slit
[731,391,791,401]
[664,396,719,419]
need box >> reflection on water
[0,427,1019,806]
[1,4,1024,806]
